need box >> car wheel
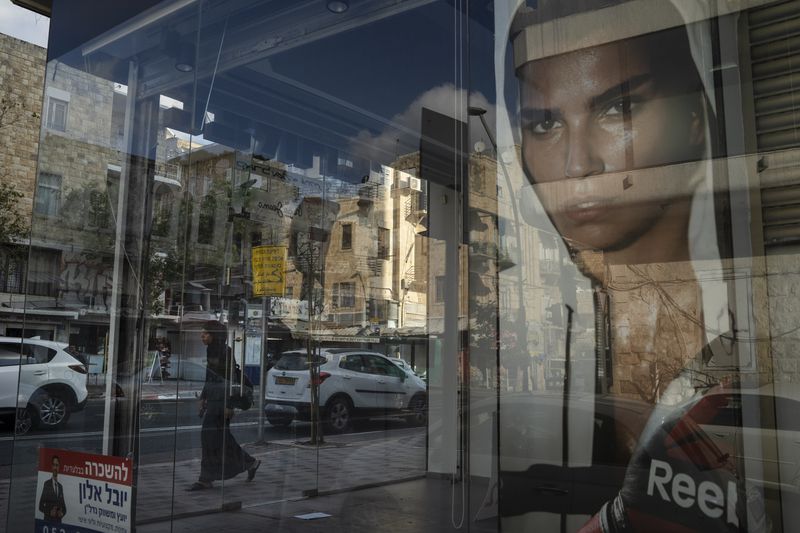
[267,416,292,427]
[406,394,427,426]
[326,396,352,434]
[15,406,33,435]
[34,391,71,430]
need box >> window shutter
[750,1,800,250]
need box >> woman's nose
[564,125,604,179]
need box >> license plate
[275,376,297,385]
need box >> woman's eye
[603,98,634,117]
[531,118,562,134]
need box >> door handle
[711,432,730,439]
[33,371,46,376]
[342,376,352,380]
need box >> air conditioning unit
[409,177,422,191]
[396,172,409,189]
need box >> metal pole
[307,250,322,445]
[258,296,268,442]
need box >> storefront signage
[35,448,132,533]
[252,245,287,297]
[269,297,308,320]
[235,159,288,181]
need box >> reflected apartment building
[0,35,445,369]
[6,1,800,533]
[0,32,116,354]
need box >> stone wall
[766,253,800,383]
[41,60,116,148]
[0,32,46,219]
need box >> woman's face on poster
[518,34,705,254]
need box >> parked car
[0,337,89,434]
[265,348,428,433]
[388,357,416,374]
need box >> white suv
[0,337,89,434]
[265,348,427,433]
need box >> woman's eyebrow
[590,74,653,108]
[520,107,558,122]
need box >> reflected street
[0,394,423,466]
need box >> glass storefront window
[4,0,800,532]
[492,1,800,532]
[5,0,463,531]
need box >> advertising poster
[35,448,132,533]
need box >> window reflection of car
[388,357,420,376]
[266,352,282,372]
[389,357,428,384]
[265,348,428,433]
[388,357,411,372]
[0,336,89,435]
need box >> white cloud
[348,84,498,164]
[0,0,49,48]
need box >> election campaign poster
[35,448,132,533]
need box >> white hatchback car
[265,348,427,432]
[0,337,89,434]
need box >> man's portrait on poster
[38,454,66,523]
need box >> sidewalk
[135,427,427,523]
[3,426,451,532]
[139,475,499,533]
[133,427,500,533]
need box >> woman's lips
[561,199,612,224]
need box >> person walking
[188,321,260,490]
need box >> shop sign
[252,245,287,297]
[35,447,132,533]
[248,186,300,225]
[269,297,309,319]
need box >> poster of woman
[494,1,774,531]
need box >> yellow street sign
[252,245,287,297]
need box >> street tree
[0,182,29,257]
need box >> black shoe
[247,460,261,482]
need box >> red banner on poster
[37,448,132,486]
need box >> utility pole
[305,244,323,445]
[257,296,269,443]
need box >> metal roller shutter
[750,1,800,249]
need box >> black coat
[198,341,254,482]
[38,478,66,522]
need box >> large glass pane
[484,1,800,532]
[8,0,800,531]
[6,1,478,531]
